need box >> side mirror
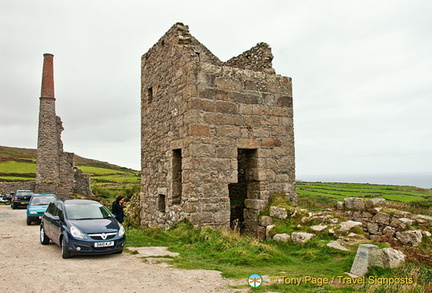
[51,216,60,221]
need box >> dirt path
[0,205,240,293]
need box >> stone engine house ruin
[140,23,296,235]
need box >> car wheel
[61,237,72,259]
[40,226,50,245]
[27,218,32,225]
[11,204,15,209]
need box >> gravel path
[0,205,240,293]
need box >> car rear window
[30,196,56,205]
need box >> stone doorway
[229,149,258,233]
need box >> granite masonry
[140,23,296,235]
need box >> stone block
[244,199,267,210]
[273,233,290,242]
[216,101,237,114]
[327,240,349,251]
[216,125,240,137]
[214,77,242,90]
[372,212,390,225]
[339,220,363,232]
[262,138,282,148]
[396,230,423,246]
[259,216,273,227]
[216,147,236,158]
[291,232,315,244]
[399,218,414,226]
[182,203,197,213]
[266,224,275,239]
[343,198,355,209]
[381,248,405,269]
[269,206,288,219]
[361,211,374,219]
[243,208,260,220]
[382,226,396,236]
[189,124,211,136]
[236,139,260,149]
[256,226,266,239]
[310,225,327,232]
[366,222,380,234]
[350,244,382,277]
[417,215,432,226]
[351,198,365,211]
[365,198,386,209]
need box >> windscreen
[65,203,112,220]
[30,196,56,205]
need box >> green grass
[125,221,431,292]
[0,176,35,181]
[125,221,356,292]
[0,161,36,174]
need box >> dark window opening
[148,87,153,104]
[172,149,182,205]
[158,194,166,212]
[229,149,258,233]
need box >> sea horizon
[297,172,432,189]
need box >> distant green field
[77,165,140,186]
[297,181,432,205]
[77,165,127,175]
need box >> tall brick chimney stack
[36,53,61,190]
[35,53,92,199]
[41,53,55,98]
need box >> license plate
[95,241,114,248]
[21,202,26,204]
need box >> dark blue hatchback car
[40,199,125,258]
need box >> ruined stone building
[140,23,296,235]
[35,53,92,199]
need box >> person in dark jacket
[112,196,125,223]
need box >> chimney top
[41,54,54,98]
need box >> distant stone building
[140,23,296,235]
[35,53,92,199]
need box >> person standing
[112,196,125,223]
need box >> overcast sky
[1,0,431,183]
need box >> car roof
[32,193,56,197]
[63,199,102,205]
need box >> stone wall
[140,23,296,234]
[73,167,93,197]
[225,42,275,74]
[0,181,36,195]
[336,198,432,247]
